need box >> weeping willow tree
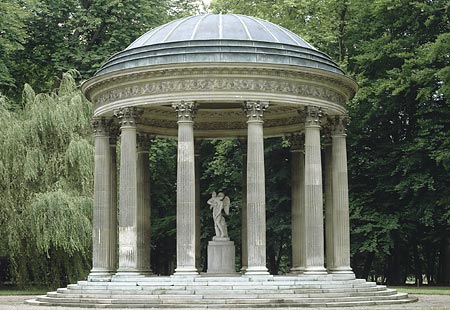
[0,72,94,288]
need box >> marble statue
[207,192,230,239]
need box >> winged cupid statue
[207,192,230,240]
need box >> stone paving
[1,294,450,310]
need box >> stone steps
[27,276,417,308]
[36,292,409,303]
[48,288,398,299]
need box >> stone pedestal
[207,239,236,274]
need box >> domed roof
[95,14,344,76]
[126,14,315,50]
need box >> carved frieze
[94,75,347,109]
[85,67,355,105]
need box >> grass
[392,286,450,295]
[0,289,47,295]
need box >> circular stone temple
[29,14,415,308]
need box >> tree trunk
[437,237,450,285]
[362,251,375,280]
[413,242,423,286]
[386,243,403,285]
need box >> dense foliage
[0,0,449,287]
[0,73,93,287]
[211,0,450,285]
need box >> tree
[0,72,94,287]
[209,0,450,284]
[3,0,201,97]
[0,0,30,89]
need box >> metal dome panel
[126,14,315,49]
[94,14,344,77]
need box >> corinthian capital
[92,117,112,136]
[304,106,323,127]
[331,115,349,135]
[243,101,269,121]
[114,107,143,127]
[173,101,198,122]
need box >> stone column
[329,116,353,275]
[243,101,269,275]
[289,134,306,273]
[324,141,334,271]
[239,138,248,272]
[194,139,201,271]
[114,107,147,277]
[303,106,327,274]
[136,133,153,275]
[173,101,198,275]
[109,127,118,272]
[89,118,117,280]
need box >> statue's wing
[223,196,230,215]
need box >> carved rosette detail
[288,134,305,151]
[331,115,349,136]
[137,133,153,151]
[114,107,143,127]
[243,101,269,121]
[304,106,323,127]
[92,117,112,136]
[172,101,198,122]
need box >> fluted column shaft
[330,116,353,274]
[194,139,201,271]
[239,138,248,272]
[303,106,327,274]
[324,143,334,270]
[109,132,118,272]
[174,102,198,275]
[136,134,152,275]
[243,101,269,275]
[115,107,145,276]
[290,134,306,273]
[90,118,117,280]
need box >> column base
[113,269,152,279]
[328,266,353,273]
[88,269,115,282]
[328,267,355,279]
[289,266,305,274]
[303,266,328,275]
[244,266,270,275]
[173,267,199,276]
[240,266,248,273]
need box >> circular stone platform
[28,275,416,308]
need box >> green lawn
[392,286,450,295]
[0,289,47,295]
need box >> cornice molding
[83,65,356,110]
